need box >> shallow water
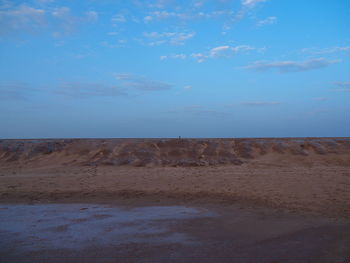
[0,204,214,251]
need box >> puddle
[0,204,214,251]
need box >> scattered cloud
[0,82,42,100]
[225,0,270,28]
[184,85,192,89]
[334,88,350,92]
[143,31,195,46]
[55,82,125,98]
[144,10,188,22]
[146,0,176,9]
[114,73,173,91]
[51,7,98,37]
[302,46,350,55]
[244,58,340,73]
[333,82,350,92]
[35,0,55,4]
[256,16,276,27]
[143,10,230,23]
[0,3,98,37]
[195,44,262,62]
[1,74,172,101]
[334,81,350,87]
[241,101,282,106]
[85,11,98,22]
[100,39,127,48]
[160,54,187,60]
[111,14,126,24]
[191,53,208,63]
[242,0,268,8]
[0,4,46,36]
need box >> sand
[1,137,350,262]
[0,137,349,217]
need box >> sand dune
[1,138,350,217]
[1,138,350,167]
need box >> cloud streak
[302,46,350,55]
[0,82,42,100]
[333,81,350,92]
[55,74,173,99]
[55,82,125,98]
[241,101,282,106]
[114,73,173,91]
[162,44,262,62]
[244,58,339,73]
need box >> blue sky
[0,0,349,138]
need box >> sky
[0,0,349,138]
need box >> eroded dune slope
[1,138,349,167]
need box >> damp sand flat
[1,203,350,263]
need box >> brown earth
[0,137,350,217]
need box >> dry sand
[0,137,349,217]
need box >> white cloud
[51,7,98,37]
[0,4,46,35]
[184,85,192,89]
[143,9,231,23]
[85,11,98,22]
[162,44,260,63]
[112,14,126,24]
[147,0,175,9]
[209,45,255,57]
[242,0,268,8]
[143,31,195,46]
[144,11,188,22]
[244,58,340,73]
[209,45,230,57]
[160,54,187,60]
[0,3,99,37]
[195,45,259,62]
[191,53,208,63]
[257,16,276,26]
[51,7,68,17]
[223,0,269,29]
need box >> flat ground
[1,164,350,217]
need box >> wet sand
[1,202,349,263]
